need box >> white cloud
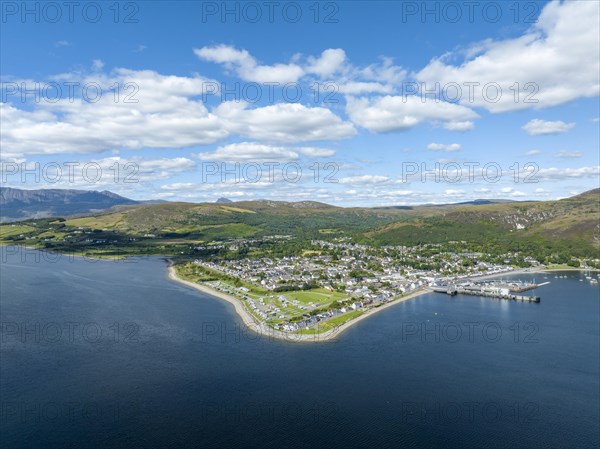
[1,156,196,189]
[195,45,406,94]
[416,1,600,112]
[338,175,390,185]
[127,156,196,178]
[198,142,299,162]
[347,57,406,86]
[215,101,356,142]
[427,143,461,152]
[306,49,346,77]
[339,57,406,93]
[0,69,226,158]
[345,95,478,132]
[444,189,465,196]
[536,166,599,180]
[526,149,542,156]
[194,44,304,83]
[555,151,583,158]
[92,59,104,71]
[443,121,474,132]
[339,81,394,95]
[522,119,575,135]
[1,69,355,158]
[296,147,336,157]
[197,142,336,163]
[498,187,526,197]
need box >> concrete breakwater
[431,280,543,303]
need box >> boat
[590,279,598,285]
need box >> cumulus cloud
[0,69,226,158]
[536,166,599,180]
[337,57,406,94]
[197,142,336,162]
[555,151,583,158]
[91,59,104,71]
[1,69,356,158]
[427,143,461,152]
[195,45,406,94]
[443,120,474,132]
[339,81,394,95]
[522,119,575,135]
[306,49,346,77]
[215,101,356,142]
[526,149,542,156]
[296,147,336,157]
[194,45,304,83]
[345,95,478,132]
[416,1,600,112]
[444,189,465,196]
[200,144,285,162]
[1,156,196,189]
[338,175,390,185]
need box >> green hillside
[367,189,600,257]
[1,190,598,259]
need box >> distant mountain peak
[216,197,233,203]
[0,187,137,222]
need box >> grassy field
[0,225,36,238]
[65,213,130,231]
[282,289,346,305]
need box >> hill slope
[1,189,598,258]
[368,189,600,253]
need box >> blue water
[1,246,599,448]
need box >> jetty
[430,280,543,303]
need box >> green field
[282,289,346,305]
[0,225,36,238]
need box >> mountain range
[1,188,598,254]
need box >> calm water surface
[1,246,598,448]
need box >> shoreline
[166,261,430,343]
[468,266,599,282]
[166,262,599,343]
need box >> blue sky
[1,0,599,205]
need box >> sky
[1,0,599,206]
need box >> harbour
[430,280,545,302]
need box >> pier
[430,280,543,303]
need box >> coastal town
[3,219,599,335]
[177,237,599,335]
